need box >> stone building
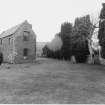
[0,20,36,63]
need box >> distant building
[0,20,36,63]
[36,42,46,57]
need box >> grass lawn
[0,58,105,103]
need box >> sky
[0,0,104,42]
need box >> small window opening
[23,48,28,57]
[0,39,2,45]
[23,31,29,41]
[9,38,11,45]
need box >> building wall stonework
[0,35,14,63]
[14,22,36,63]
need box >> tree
[72,15,92,63]
[42,33,63,59]
[59,22,73,60]
[98,3,105,58]
[42,22,73,60]
[100,3,105,19]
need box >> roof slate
[0,20,27,38]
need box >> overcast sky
[0,0,104,42]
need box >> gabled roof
[0,20,28,38]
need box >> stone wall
[14,22,36,63]
[0,21,36,64]
[0,35,14,63]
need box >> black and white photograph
[0,0,104,104]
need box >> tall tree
[59,22,73,60]
[100,3,105,19]
[98,3,105,58]
[72,15,92,62]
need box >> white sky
[0,0,104,42]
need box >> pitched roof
[0,20,27,38]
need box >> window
[23,48,28,57]
[0,39,2,45]
[9,38,11,45]
[23,31,29,41]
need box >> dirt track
[0,58,105,103]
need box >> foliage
[98,21,105,46]
[100,3,105,19]
[42,15,92,63]
[59,22,73,60]
[47,34,63,52]
[42,22,73,60]
[98,3,105,58]
[72,15,92,62]
[42,34,63,59]
[42,44,63,59]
